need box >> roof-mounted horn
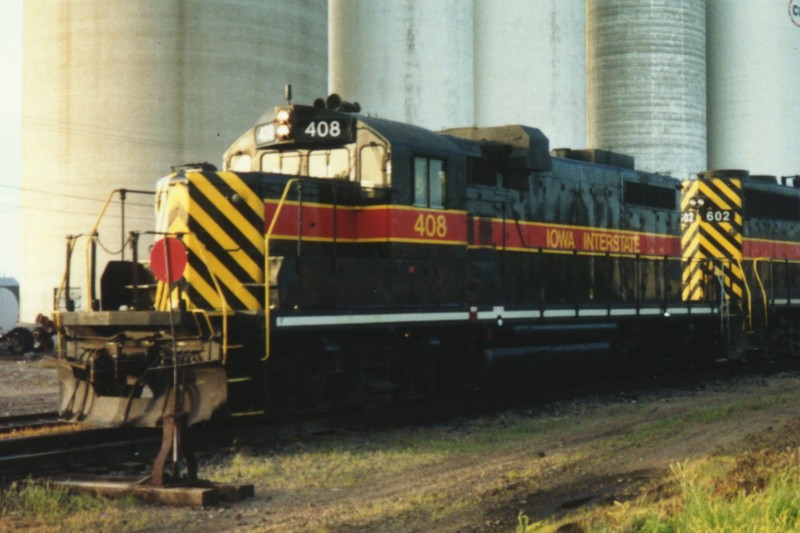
[325,93,361,113]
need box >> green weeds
[0,479,146,532]
[520,449,800,532]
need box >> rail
[752,258,769,328]
[735,258,753,332]
[53,183,232,365]
[85,189,156,312]
[149,231,231,361]
[190,240,231,360]
[263,178,299,361]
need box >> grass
[3,382,797,531]
[0,479,151,532]
[0,412,578,532]
[205,413,576,491]
[520,447,800,532]
[605,394,786,450]
[197,414,582,529]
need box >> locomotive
[53,93,800,427]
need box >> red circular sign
[150,237,187,283]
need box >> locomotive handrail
[154,232,231,361]
[53,234,80,355]
[75,189,156,312]
[734,257,754,332]
[752,258,770,327]
[192,239,231,360]
[84,191,120,311]
[263,178,300,361]
[147,230,231,361]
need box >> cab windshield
[259,143,390,188]
[261,148,350,179]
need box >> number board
[294,116,355,144]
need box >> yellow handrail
[53,235,79,355]
[157,233,231,363]
[82,189,153,311]
[752,258,769,328]
[263,178,299,361]
[734,258,753,332]
[83,191,120,310]
[192,240,230,362]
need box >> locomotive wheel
[7,327,34,356]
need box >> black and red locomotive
[54,94,800,427]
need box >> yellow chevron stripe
[681,269,701,290]
[710,261,744,298]
[682,278,704,301]
[680,180,698,211]
[190,173,264,251]
[185,199,263,282]
[681,223,700,255]
[681,257,708,301]
[712,179,743,208]
[183,262,222,309]
[184,237,260,310]
[698,234,728,259]
[698,182,734,211]
[218,171,265,223]
[179,232,224,309]
[156,174,265,311]
[718,221,743,243]
[153,189,195,311]
[702,227,742,259]
[682,241,700,262]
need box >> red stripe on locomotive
[743,238,800,261]
[468,217,679,257]
[263,202,468,244]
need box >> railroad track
[2,356,797,483]
[0,411,62,436]
[0,425,161,480]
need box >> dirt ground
[237,372,800,532]
[0,355,60,417]
[3,356,800,531]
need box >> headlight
[276,123,291,139]
[275,108,292,140]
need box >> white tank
[473,0,586,150]
[329,0,474,130]
[0,288,18,335]
[586,0,707,178]
[707,0,800,175]
[0,279,19,335]
[21,0,327,319]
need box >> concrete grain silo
[473,0,586,150]
[707,0,800,176]
[21,0,327,319]
[586,0,707,178]
[329,0,474,130]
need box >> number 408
[414,214,448,238]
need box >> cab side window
[360,144,388,187]
[413,157,445,208]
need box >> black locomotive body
[53,97,800,427]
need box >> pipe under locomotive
[53,94,800,427]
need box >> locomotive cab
[223,95,473,211]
